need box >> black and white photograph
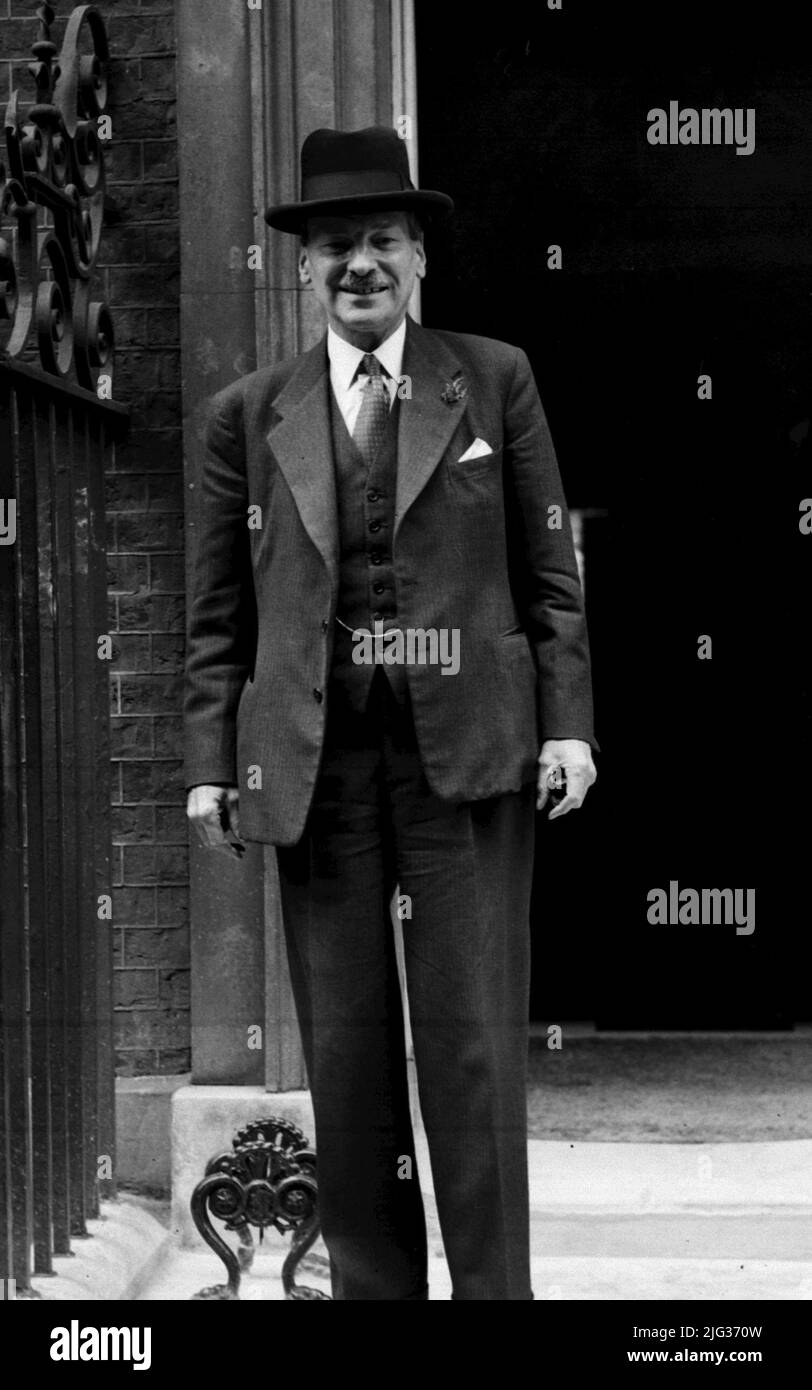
[0,0,809,1358]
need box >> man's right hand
[186,784,244,856]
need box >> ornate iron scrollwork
[191,1117,331,1301]
[0,2,114,393]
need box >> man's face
[299,211,426,348]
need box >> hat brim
[265,188,454,233]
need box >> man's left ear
[415,243,427,279]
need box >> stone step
[136,1245,812,1301]
[27,1191,812,1302]
[524,1139,812,1215]
[530,1212,812,1261]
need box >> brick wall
[1,0,189,1076]
[102,0,188,1076]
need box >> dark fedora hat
[265,125,454,233]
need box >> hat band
[302,169,414,200]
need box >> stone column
[178,0,265,1089]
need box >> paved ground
[526,1030,812,1141]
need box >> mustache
[338,278,390,293]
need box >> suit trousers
[276,667,536,1300]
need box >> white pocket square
[457,437,493,463]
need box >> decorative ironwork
[190,1117,331,1301]
[0,3,114,394]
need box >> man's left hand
[536,739,597,819]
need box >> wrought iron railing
[1,1,115,394]
[0,2,126,1297]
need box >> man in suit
[185,126,597,1300]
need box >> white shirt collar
[327,318,407,392]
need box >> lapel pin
[441,372,467,406]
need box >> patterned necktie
[352,353,390,466]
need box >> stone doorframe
[178,0,419,1091]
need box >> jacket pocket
[448,446,502,482]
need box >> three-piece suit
[184,313,596,1299]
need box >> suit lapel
[395,316,468,540]
[266,337,339,591]
[266,319,467,577]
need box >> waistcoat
[328,386,406,709]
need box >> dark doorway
[416,1,810,1026]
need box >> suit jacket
[184,315,597,846]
